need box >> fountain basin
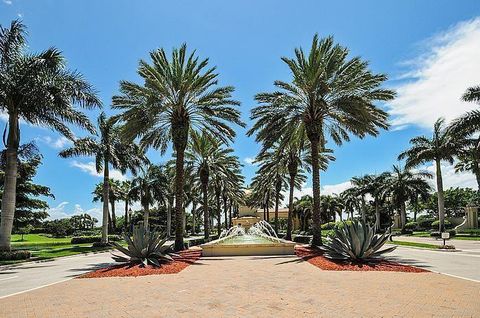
[200,234,296,256]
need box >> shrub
[321,222,336,230]
[43,219,74,237]
[431,220,452,230]
[457,229,480,236]
[70,235,120,244]
[417,218,435,230]
[404,222,418,230]
[320,220,396,261]
[293,235,311,244]
[0,250,31,261]
[111,225,176,267]
[430,230,456,238]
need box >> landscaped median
[387,240,455,250]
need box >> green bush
[430,230,456,238]
[293,235,311,244]
[404,222,418,230]
[431,220,452,230]
[457,229,480,236]
[0,250,31,261]
[417,218,435,230]
[70,235,120,244]
[321,222,336,230]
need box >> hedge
[430,230,456,238]
[0,250,31,261]
[71,235,120,244]
[431,220,452,230]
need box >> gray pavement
[386,236,480,282]
[0,251,114,298]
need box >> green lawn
[1,234,114,265]
[387,240,442,249]
[408,231,480,241]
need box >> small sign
[441,232,450,239]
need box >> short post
[441,232,450,246]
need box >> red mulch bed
[79,249,202,278]
[295,246,427,273]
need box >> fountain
[201,221,295,256]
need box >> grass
[407,231,480,241]
[1,234,114,266]
[387,240,442,249]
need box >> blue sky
[1,0,480,219]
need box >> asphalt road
[0,251,114,299]
[386,237,480,282]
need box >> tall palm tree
[320,195,344,223]
[0,20,101,251]
[448,84,480,189]
[340,188,360,220]
[118,180,133,230]
[381,165,432,231]
[112,44,244,250]
[129,164,169,229]
[250,35,394,245]
[60,113,145,243]
[398,118,462,232]
[185,131,236,238]
[351,173,389,229]
[454,141,480,190]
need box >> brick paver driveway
[1,254,479,317]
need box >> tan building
[232,204,301,230]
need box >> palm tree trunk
[229,203,233,228]
[400,202,407,231]
[435,159,446,232]
[174,146,185,251]
[375,199,380,231]
[101,160,110,244]
[361,196,366,222]
[215,188,221,235]
[274,178,281,234]
[124,198,129,231]
[223,194,228,230]
[286,170,296,241]
[143,201,149,229]
[192,202,197,235]
[0,114,19,251]
[167,196,173,238]
[266,192,270,222]
[310,138,322,246]
[202,181,209,239]
[110,199,117,231]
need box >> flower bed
[79,249,202,278]
[295,246,427,273]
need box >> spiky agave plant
[320,220,396,261]
[111,224,177,267]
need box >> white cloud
[17,13,23,18]
[424,161,477,190]
[36,136,73,149]
[3,0,12,5]
[46,201,102,221]
[387,17,480,129]
[70,160,127,181]
[244,157,256,165]
[321,181,352,196]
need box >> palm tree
[320,195,344,223]
[250,35,394,245]
[92,179,120,232]
[118,180,133,230]
[351,173,389,229]
[293,195,313,232]
[340,188,360,220]
[454,141,480,190]
[112,44,244,250]
[60,113,145,243]
[185,131,237,238]
[398,118,462,232]
[129,164,169,229]
[0,20,101,251]
[448,85,480,189]
[381,165,432,231]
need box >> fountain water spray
[248,220,278,238]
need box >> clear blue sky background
[1,0,479,217]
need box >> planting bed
[295,246,427,273]
[79,249,202,278]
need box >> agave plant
[111,224,176,267]
[319,220,396,261]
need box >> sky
[1,0,480,221]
